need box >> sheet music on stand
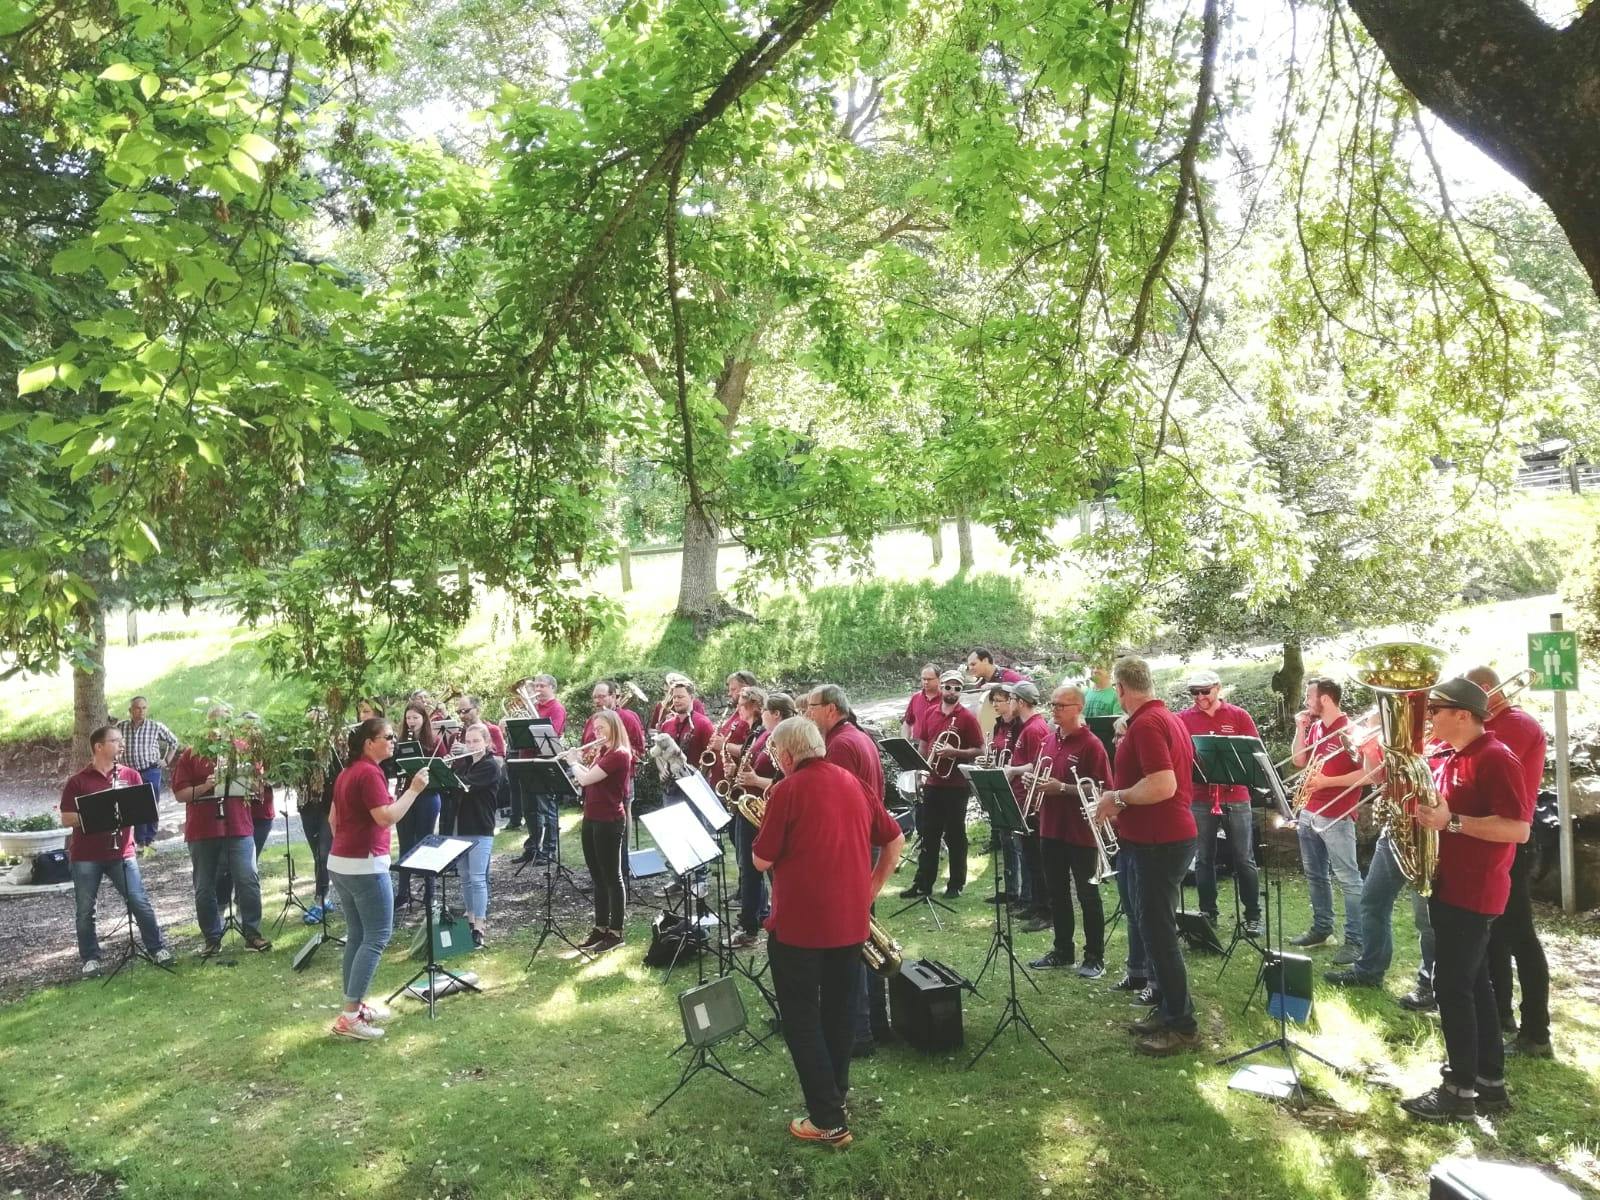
[640,803,722,876]
[677,772,732,834]
[878,736,933,774]
[77,784,158,837]
[398,836,475,875]
[503,717,560,757]
[962,767,1026,833]
[1252,751,1294,823]
[507,757,580,800]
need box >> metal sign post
[1529,616,1579,914]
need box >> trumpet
[928,728,961,779]
[1019,751,1053,824]
[974,747,1012,770]
[1072,769,1120,883]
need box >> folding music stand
[388,835,480,1017]
[77,783,173,984]
[640,803,723,982]
[879,736,928,864]
[508,757,587,897]
[520,759,595,967]
[272,749,319,932]
[883,738,959,927]
[1187,735,1276,961]
[966,775,1064,1072]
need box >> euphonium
[1072,769,1120,883]
[1019,751,1053,823]
[1349,641,1445,895]
[501,677,539,720]
[862,914,904,977]
[733,791,766,828]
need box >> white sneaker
[358,1000,394,1023]
[330,1012,385,1040]
[81,959,104,977]
[152,946,175,965]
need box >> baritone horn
[1072,769,1120,883]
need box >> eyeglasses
[1188,688,1215,696]
[1050,701,1081,709]
[1425,704,1460,715]
[940,683,962,690]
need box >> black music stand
[388,836,480,1017]
[507,753,586,894]
[77,783,173,984]
[520,760,595,966]
[271,750,318,932]
[966,775,1064,1072]
[883,737,959,928]
[1189,734,1273,962]
[640,803,723,982]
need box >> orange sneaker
[788,1117,852,1148]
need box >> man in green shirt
[1082,666,1120,718]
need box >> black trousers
[1488,840,1549,1042]
[1131,839,1197,1032]
[1429,897,1503,1091]
[581,818,626,930]
[769,938,862,1130]
[913,788,968,891]
[1041,838,1103,963]
[1018,831,1044,909]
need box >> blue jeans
[72,858,163,961]
[216,819,272,911]
[299,806,333,902]
[1116,848,1149,980]
[1131,839,1198,1031]
[536,793,561,859]
[134,765,162,845]
[1350,831,1435,986]
[1296,810,1363,945]
[1190,802,1260,921]
[461,835,494,920]
[992,826,1021,897]
[732,816,768,933]
[331,869,394,1004]
[189,835,262,940]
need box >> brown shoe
[243,933,272,953]
[1136,1027,1200,1057]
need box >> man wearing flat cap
[901,670,983,899]
[1399,677,1533,1123]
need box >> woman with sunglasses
[326,718,432,1041]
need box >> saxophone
[1349,642,1444,895]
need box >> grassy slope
[0,823,1596,1199]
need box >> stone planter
[0,827,70,858]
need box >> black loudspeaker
[890,958,966,1052]
[644,911,706,967]
[1176,911,1224,953]
[31,848,69,885]
[1262,951,1314,1023]
[1429,1156,1580,1200]
[677,976,748,1049]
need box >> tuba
[1349,641,1444,895]
[502,677,539,720]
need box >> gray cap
[1428,677,1489,720]
[1184,668,1222,689]
[1008,680,1041,705]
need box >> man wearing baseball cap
[1399,677,1532,1122]
[1175,669,1264,938]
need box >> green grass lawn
[2,820,1596,1199]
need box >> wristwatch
[1112,790,1128,811]
[1447,814,1463,834]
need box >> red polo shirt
[1040,725,1112,846]
[1485,707,1546,809]
[331,757,394,859]
[1113,699,1197,845]
[705,714,752,788]
[753,757,902,948]
[1177,701,1259,807]
[823,720,886,809]
[903,688,941,736]
[582,708,647,778]
[171,749,255,840]
[1303,713,1363,822]
[536,698,566,737]
[1008,713,1051,803]
[60,763,143,863]
[1430,730,1530,916]
[661,709,714,769]
[581,749,631,822]
[651,696,706,730]
[916,704,983,797]
[742,728,777,796]
[987,666,1024,684]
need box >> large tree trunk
[678,502,721,617]
[618,542,634,592]
[928,522,943,567]
[673,352,758,625]
[1270,640,1305,732]
[72,597,108,762]
[1348,0,1600,299]
[955,509,975,572]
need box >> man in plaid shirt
[118,696,178,849]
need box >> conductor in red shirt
[753,716,904,1150]
[1400,677,1533,1122]
[1092,656,1200,1057]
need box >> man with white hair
[1176,668,1263,938]
[754,716,904,1149]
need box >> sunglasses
[1425,704,1461,715]
[1188,687,1215,696]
